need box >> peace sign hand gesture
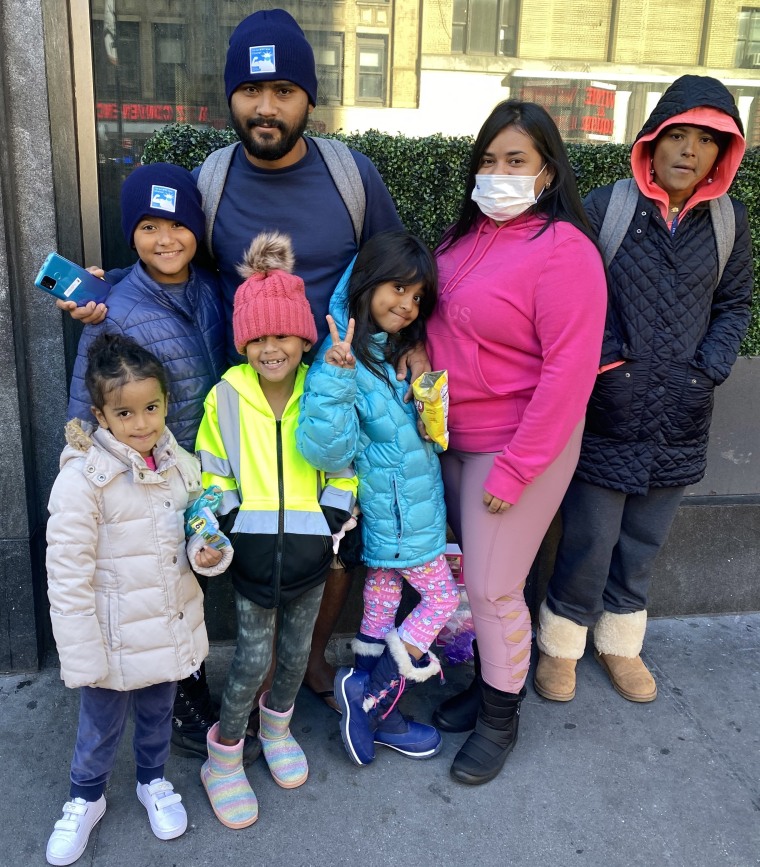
[324,314,356,369]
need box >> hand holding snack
[412,369,449,449]
[184,485,230,550]
[324,314,356,369]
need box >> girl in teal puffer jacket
[298,230,459,768]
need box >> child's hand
[56,298,108,324]
[194,545,223,569]
[324,315,356,369]
[55,267,108,324]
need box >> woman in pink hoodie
[426,100,608,785]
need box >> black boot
[432,639,481,732]
[172,663,260,765]
[449,680,526,785]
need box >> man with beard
[206,8,403,358]
[190,9,404,734]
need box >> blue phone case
[34,252,109,306]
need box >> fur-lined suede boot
[350,634,442,761]
[534,601,588,701]
[336,630,442,767]
[432,639,481,732]
[450,680,526,786]
[594,609,657,703]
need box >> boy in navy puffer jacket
[67,162,227,452]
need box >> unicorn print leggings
[360,554,459,653]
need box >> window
[736,9,760,68]
[153,23,186,102]
[305,30,344,105]
[91,19,141,101]
[357,35,387,104]
[452,0,518,56]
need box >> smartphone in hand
[34,253,109,306]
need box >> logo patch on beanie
[150,185,177,213]
[249,45,276,74]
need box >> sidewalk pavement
[1,613,758,867]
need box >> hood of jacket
[328,255,357,332]
[631,75,745,219]
[62,418,198,489]
[221,361,309,418]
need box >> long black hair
[439,99,596,252]
[347,230,438,388]
[85,333,168,410]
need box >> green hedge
[143,124,760,354]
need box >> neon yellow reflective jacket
[196,362,356,607]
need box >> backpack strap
[597,179,736,286]
[196,143,238,258]
[310,137,366,247]
[597,178,640,267]
[708,194,735,285]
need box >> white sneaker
[136,778,187,840]
[46,795,106,866]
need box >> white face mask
[471,166,547,221]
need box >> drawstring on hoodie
[441,220,508,295]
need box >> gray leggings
[219,584,325,742]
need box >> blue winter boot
[335,630,443,767]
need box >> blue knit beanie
[120,163,205,248]
[224,9,317,106]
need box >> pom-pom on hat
[224,9,318,106]
[120,163,205,248]
[233,232,317,354]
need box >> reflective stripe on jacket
[196,362,356,606]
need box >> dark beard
[230,106,310,162]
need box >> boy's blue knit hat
[224,9,317,106]
[120,163,205,248]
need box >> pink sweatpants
[440,421,584,693]
[360,554,460,653]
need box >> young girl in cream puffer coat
[44,334,230,867]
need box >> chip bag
[413,369,449,449]
[184,485,230,551]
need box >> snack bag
[413,369,449,449]
[184,485,230,551]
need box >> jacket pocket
[105,589,120,651]
[584,363,638,439]
[391,476,405,544]
[664,364,715,443]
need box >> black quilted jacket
[574,185,752,493]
